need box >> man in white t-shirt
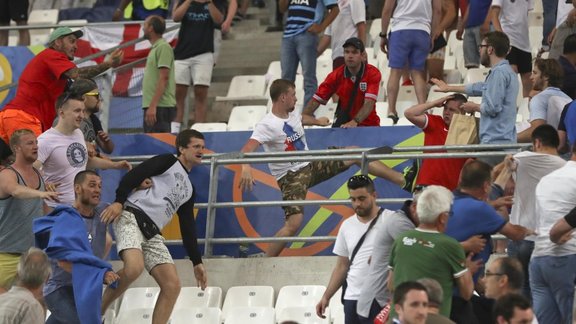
[497,124,566,300]
[36,91,131,210]
[530,141,576,324]
[491,0,533,97]
[517,58,571,142]
[316,175,389,324]
[319,0,366,69]
[239,79,416,257]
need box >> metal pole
[99,70,113,132]
[204,156,221,257]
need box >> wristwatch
[379,32,387,38]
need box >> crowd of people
[0,0,575,323]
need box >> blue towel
[34,205,116,324]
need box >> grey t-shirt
[356,203,416,317]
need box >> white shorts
[175,52,214,87]
[114,210,174,272]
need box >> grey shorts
[463,26,482,68]
[114,210,173,272]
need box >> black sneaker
[388,114,399,125]
[402,159,420,192]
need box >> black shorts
[142,106,176,133]
[0,0,29,24]
[506,46,532,74]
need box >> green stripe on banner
[289,131,425,249]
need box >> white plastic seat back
[223,306,275,324]
[191,122,228,132]
[170,307,221,324]
[464,68,490,84]
[278,306,330,324]
[226,75,267,98]
[174,286,222,310]
[227,106,268,131]
[117,287,160,317]
[115,308,153,324]
[222,286,275,320]
[275,285,326,322]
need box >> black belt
[124,205,160,240]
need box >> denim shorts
[388,29,430,70]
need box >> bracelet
[353,117,361,124]
[379,32,387,38]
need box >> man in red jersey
[403,94,469,191]
[303,37,381,128]
[0,26,124,147]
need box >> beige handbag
[445,113,480,145]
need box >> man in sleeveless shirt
[0,129,59,293]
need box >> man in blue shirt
[445,160,533,323]
[432,31,519,165]
[279,0,339,108]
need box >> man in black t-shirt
[172,0,224,124]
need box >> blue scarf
[34,205,116,324]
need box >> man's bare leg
[101,249,145,314]
[15,21,29,46]
[411,69,428,104]
[193,85,209,123]
[150,263,181,324]
[175,84,189,124]
[386,68,403,117]
[266,213,303,257]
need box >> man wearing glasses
[432,31,519,166]
[316,175,391,324]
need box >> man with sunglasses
[240,79,417,257]
[316,175,391,324]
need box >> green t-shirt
[389,229,467,317]
[142,38,176,108]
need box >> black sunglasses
[348,175,374,188]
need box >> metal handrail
[0,20,177,31]
[198,144,525,256]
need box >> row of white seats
[115,306,337,324]
[108,285,343,324]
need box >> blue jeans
[542,0,558,47]
[507,240,534,300]
[529,254,576,324]
[280,32,318,107]
[45,286,81,324]
[344,299,363,324]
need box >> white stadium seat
[115,308,153,324]
[117,287,159,318]
[222,286,275,321]
[223,306,275,324]
[191,123,228,132]
[227,105,268,131]
[278,306,330,324]
[174,286,223,310]
[464,68,490,84]
[275,285,326,322]
[226,75,267,98]
[170,307,221,324]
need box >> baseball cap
[48,27,84,44]
[343,37,365,52]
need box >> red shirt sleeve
[313,68,340,104]
[364,66,381,102]
[46,50,76,80]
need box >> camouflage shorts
[277,159,349,218]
